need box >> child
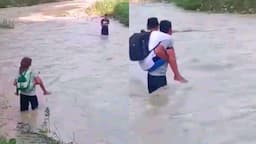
[101,14,110,35]
[14,57,50,112]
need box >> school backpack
[17,70,34,92]
[129,31,151,61]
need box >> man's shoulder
[151,31,172,41]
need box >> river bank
[0,0,69,8]
[166,0,256,14]
[85,0,129,26]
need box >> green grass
[113,2,129,26]
[0,133,65,144]
[0,0,58,8]
[86,0,129,26]
[0,138,16,144]
[166,0,256,14]
[170,0,202,10]
[0,0,12,8]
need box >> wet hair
[160,20,172,33]
[140,29,146,32]
[147,17,159,30]
[19,57,32,74]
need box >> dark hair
[147,17,159,30]
[19,57,32,74]
[160,20,172,33]
[140,29,146,32]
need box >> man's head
[160,20,172,35]
[147,17,159,31]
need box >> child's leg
[20,94,29,112]
[30,96,39,110]
[154,46,169,61]
[166,48,188,83]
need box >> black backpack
[129,31,151,61]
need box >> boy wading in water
[101,14,110,36]
[14,57,51,112]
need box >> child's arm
[34,76,51,95]
[14,79,19,95]
[101,19,104,26]
[13,79,17,86]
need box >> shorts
[147,73,167,94]
[20,94,39,112]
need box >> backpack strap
[151,41,161,52]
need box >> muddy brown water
[1,1,256,144]
[129,2,256,144]
[0,0,128,143]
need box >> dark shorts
[147,73,167,94]
[101,26,109,35]
[20,94,39,112]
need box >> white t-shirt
[139,31,173,76]
[148,31,172,51]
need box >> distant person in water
[139,17,187,93]
[101,14,110,36]
[14,57,51,112]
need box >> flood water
[129,2,256,144]
[1,1,256,144]
[0,0,128,143]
